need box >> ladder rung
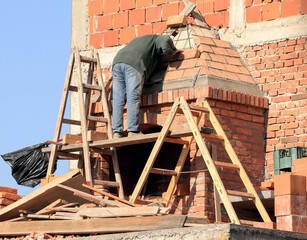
[150,168,178,176]
[83,83,102,91]
[94,180,119,188]
[189,105,209,113]
[56,152,80,160]
[201,132,224,142]
[227,190,255,199]
[214,161,240,170]
[80,56,97,63]
[63,118,81,125]
[88,116,108,123]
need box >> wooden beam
[150,168,178,176]
[0,215,187,236]
[82,184,137,207]
[76,206,159,218]
[57,184,123,207]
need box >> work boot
[113,132,123,139]
[128,131,143,137]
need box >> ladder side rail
[202,100,272,223]
[85,50,95,131]
[94,50,125,198]
[163,113,201,206]
[46,51,75,176]
[130,98,181,203]
[179,97,240,224]
[75,47,93,186]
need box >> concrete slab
[73,224,307,240]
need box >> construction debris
[0,170,195,237]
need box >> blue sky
[0,1,72,196]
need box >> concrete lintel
[71,0,88,50]
[220,15,307,47]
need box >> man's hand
[173,49,183,56]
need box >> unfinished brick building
[69,0,307,232]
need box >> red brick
[246,6,261,23]
[103,30,118,47]
[277,215,307,233]
[0,186,17,194]
[183,67,200,78]
[153,0,169,5]
[0,192,21,201]
[137,24,153,37]
[178,49,200,60]
[179,58,198,69]
[214,0,230,11]
[97,15,111,31]
[129,9,145,26]
[113,12,128,29]
[162,3,179,21]
[274,173,306,196]
[164,70,184,80]
[120,0,135,11]
[204,11,229,28]
[245,0,253,7]
[104,0,119,14]
[281,0,299,17]
[275,195,306,216]
[262,2,281,21]
[90,33,103,48]
[136,0,152,8]
[0,198,15,206]
[88,0,103,16]
[213,39,231,48]
[89,17,95,33]
[146,6,161,23]
[152,21,167,34]
[225,57,243,66]
[302,0,307,14]
[120,27,136,44]
[254,0,263,4]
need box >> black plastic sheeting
[1,143,54,188]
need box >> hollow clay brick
[274,173,306,196]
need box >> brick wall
[240,37,307,180]
[88,0,306,48]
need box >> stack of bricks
[274,168,307,233]
[0,186,21,209]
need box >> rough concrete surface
[72,224,307,240]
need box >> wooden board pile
[0,169,206,237]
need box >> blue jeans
[112,63,144,133]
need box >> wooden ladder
[46,47,124,198]
[129,96,272,225]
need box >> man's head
[155,35,177,55]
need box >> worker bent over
[112,34,179,138]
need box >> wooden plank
[36,199,68,215]
[164,137,189,145]
[20,213,82,220]
[0,215,187,236]
[63,131,108,145]
[83,83,101,91]
[184,216,209,227]
[203,100,272,223]
[0,170,89,222]
[150,168,178,176]
[46,51,75,176]
[77,206,159,218]
[130,98,181,203]
[82,184,137,207]
[63,133,82,145]
[57,184,124,207]
[94,180,119,188]
[179,97,240,225]
[227,190,255,199]
[42,129,194,153]
[189,105,209,113]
